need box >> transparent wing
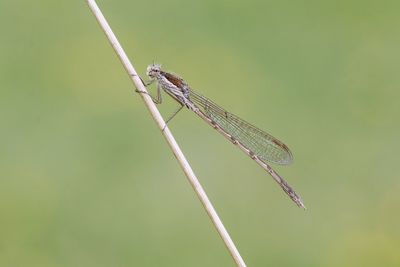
[188,90,293,165]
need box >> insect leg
[135,79,162,104]
[165,104,184,125]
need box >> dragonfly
[138,63,305,209]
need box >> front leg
[135,77,154,93]
[135,78,162,104]
[142,78,155,87]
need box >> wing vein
[188,89,293,165]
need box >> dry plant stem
[86,1,247,266]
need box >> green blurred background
[1,0,399,266]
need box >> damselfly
[139,64,305,209]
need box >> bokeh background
[1,0,399,266]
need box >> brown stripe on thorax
[161,71,186,88]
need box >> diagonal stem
[86,1,247,266]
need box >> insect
[138,63,305,209]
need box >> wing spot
[272,139,289,151]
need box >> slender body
[144,64,305,209]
